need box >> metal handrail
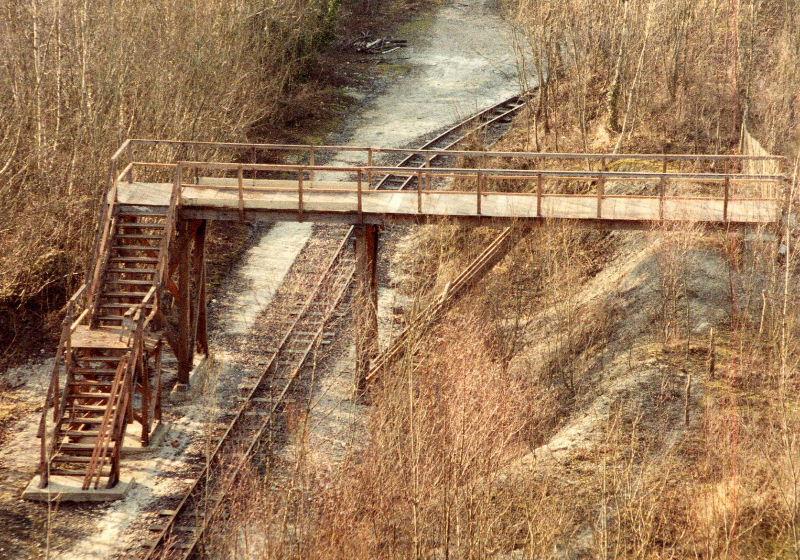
[116,138,788,165]
[37,283,87,487]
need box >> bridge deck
[116,180,781,228]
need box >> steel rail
[141,232,353,559]
[138,92,531,560]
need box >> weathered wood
[189,220,207,358]
[354,225,379,396]
[176,221,192,384]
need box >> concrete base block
[122,421,170,456]
[23,475,134,503]
[169,354,210,403]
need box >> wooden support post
[176,220,192,385]
[354,224,379,398]
[659,177,666,221]
[189,220,207,359]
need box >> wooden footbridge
[31,119,787,555]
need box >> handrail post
[597,175,605,219]
[417,170,422,213]
[175,163,183,207]
[127,142,135,182]
[237,164,244,222]
[357,169,363,222]
[426,157,432,190]
[298,169,304,221]
[476,172,482,216]
[367,147,374,188]
[536,173,543,218]
[724,176,730,222]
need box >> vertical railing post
[357,169,363,222]
[659,177,666,221]
[426,157,432,190]
[367,148,374,188]
[127,142,135,182]
[417,170,422,213]
[175,163,183,207]
[298,169,304,221]
[237,164,244,222]
[723,176,730,222]
[476,172,482,216]
[537,173,543,218]
[597,175,605,219]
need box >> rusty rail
[139,93,533,560]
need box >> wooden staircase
[93,212,167,328]
[38,201,175,490]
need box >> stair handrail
[37,283,87,488]
[157,163,182,290]
[84,353,130,490]
[87,286,156,489]
[87,153,125,326]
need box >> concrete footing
[22,475,135,503]
[122,421,170,456]
[169,355,210,403]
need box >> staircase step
[60,417,105,425]
[104,279,155,286]
[68,392,112,399]
[118,211,167,217]
[105,268,156,275]
[73,368,118,376]
[101,292,150,298]
[69,380,113,388]
[59,429,101,438]
[48,468,111,477]
[99,302,154,309]
[78,356,123,362]
[67,404,114,413]
[52,455,93,464]
[109,257,159,264]
[59,442,115,453]
[112,245,161,251]
[115,234,163,240]
[97,317,125,324]
[115,223,165,229]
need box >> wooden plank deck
[115,181,781,228]
[71,326,129,350]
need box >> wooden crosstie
[35,139,789,490]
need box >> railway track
[140,92,529,560]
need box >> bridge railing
[109,138,788,186]
[153,160,787,225]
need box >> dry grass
[197,0,800,555]
[0,0,343,366]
